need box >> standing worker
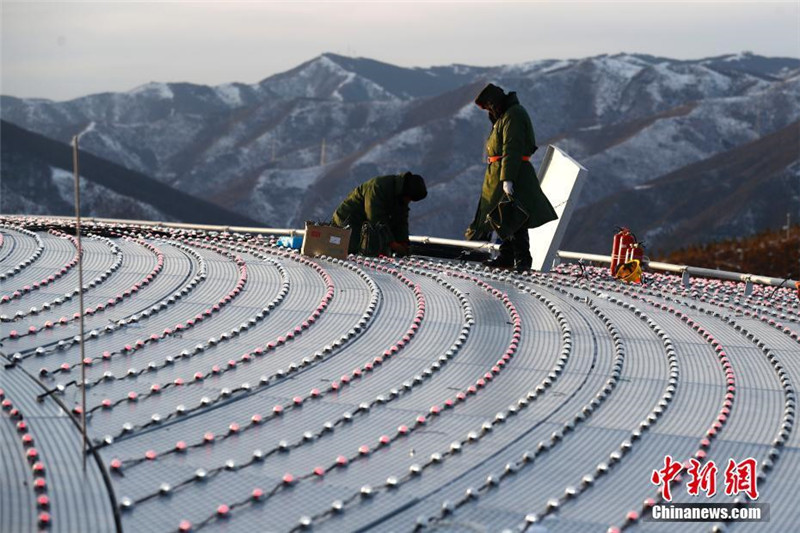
[332,172,427,257]
[466,83,557,273]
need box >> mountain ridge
[0,120,261,227]
[2,51,798,253]
[564,119,800,254]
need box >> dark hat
[401,172,427,202]
[474,83,506,108]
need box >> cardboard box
[301,223,351,260]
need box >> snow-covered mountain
[0,120,260,226]
[565,120,800,254]
[2,52,799,251]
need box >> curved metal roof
[1,217,797,533]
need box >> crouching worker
[332,172,427,257]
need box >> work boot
[514,256,532,274]
[483,255,514,269]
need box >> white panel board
[529,145,587,272]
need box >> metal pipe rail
[2,215,795,289]
[556,250,798,289]
[1,215,303,237]
[2,216,500,250]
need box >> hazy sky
[2,1,799,101]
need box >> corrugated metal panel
[0,217,797,533]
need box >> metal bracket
[743,276,753,296]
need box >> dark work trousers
[499,227,531,262]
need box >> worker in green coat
[332,172,427,256]
[466,83,557,273]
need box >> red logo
[686,458,718,497]
[651,455,683,501]
[652,457,759,501]
[724,458,759,500]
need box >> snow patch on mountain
[593,56,646,117]
[584,117,708,188]
[499,58,559,76]
[329,70,397,102]
[130,82,174,100]
[331,72,357,101]
[257,165,322,192]
[267,55,347,99]
[77,121,97,139]
[246,166,325,226]
[411,162,486,236]
[82,127,150,175]
[662,62,734,94]
[642,221,679,243]
[451,65,475,76]
[455,102,481,120]
[214,83,245,107]
[50,167,173,221]
[263,55,398,102]
[2,190,47,216]
[722,52,749,63]
[357,126,431,166]
[538,60,574,75]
